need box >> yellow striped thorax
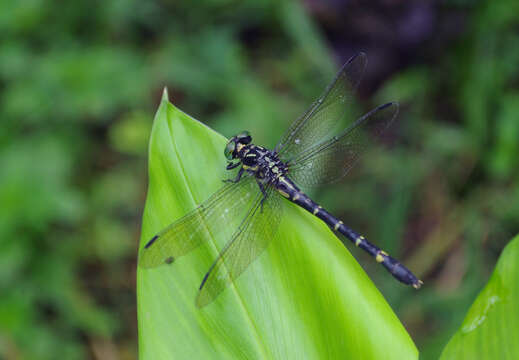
[232,139,289,184]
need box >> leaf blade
[137,94,418,359]
[440,234,519,359]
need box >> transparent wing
[274,52,367,161]
[139,175,259,268]
[288,102,399,188]
[196,185,283,308]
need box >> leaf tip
[161,87,170,102]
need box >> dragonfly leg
[256,179,268,212]
[223,167,244,183]
[226,161,241,170]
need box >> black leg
[256,179,268,212]
[226,162,241,170]
[223,167,244,183]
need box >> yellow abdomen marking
[278,190,290,198]
[334,221,343,231]
[376,250,388,263]
[355,236,364,247]
[313,206,321,215]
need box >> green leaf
[440,234,519,359]
[137,89,418,359]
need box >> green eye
[238,130,250,138]
[224,141,236,159]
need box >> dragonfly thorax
[225,130,288,182]
[238,144,288,181]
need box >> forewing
[139,175,259,268]
[195,186,283,308]
[275,52,367,161]
[288,102,399,188]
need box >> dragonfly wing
[275,52,367,161]
[196,186,283,308]
[139,175,259,268]
[288,102,399,188]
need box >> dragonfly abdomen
[276,175,423,289]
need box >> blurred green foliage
[0,0,518,359]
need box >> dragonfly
[139,52,423,308]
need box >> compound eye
[237,130,252,144]
[224,141,236,160]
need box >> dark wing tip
[377,102,400,122]
[339,52,368,89]
[199,270,210,291]
[194,270,214,308]
[144,235,159,249]
[378,102,398,110]
[139,235,161,269]
[345,51,368,69]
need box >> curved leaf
[440,234,519,359]
[137,89,418,359]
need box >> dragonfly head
[224,131,252,160]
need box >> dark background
[1,0,518,359]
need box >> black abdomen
[276,176,423,289]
